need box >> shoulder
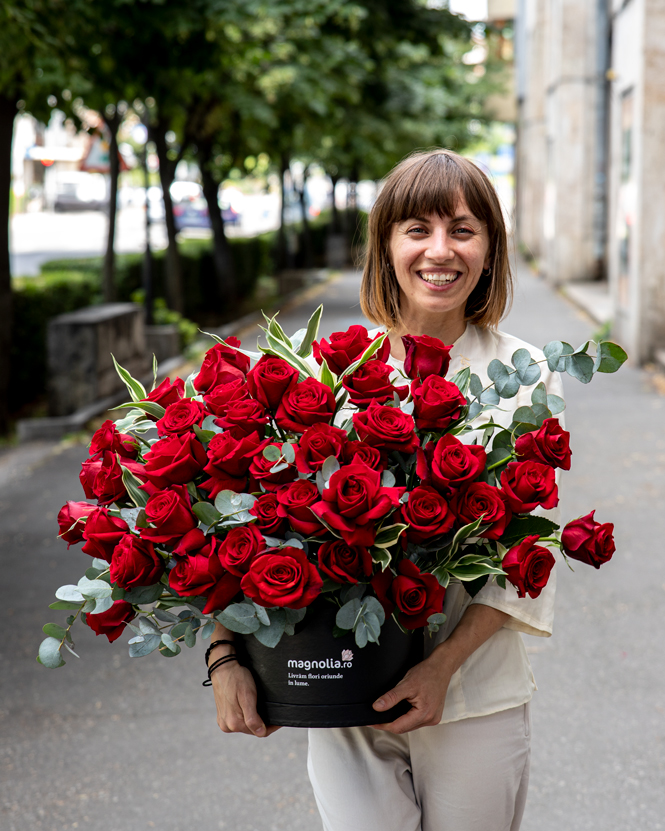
[476,327,546,364]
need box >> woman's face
[388,198,491,324]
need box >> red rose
[85,600,135,642]
[342,361,408,408]
[276,480,325,537]
[89,420,139,459]
[450,482,512,540]
[502,535,555,598]
[142,433,208,490]
[194,339,250,393]
[317,540,372,584]
[399,486,455,544]
[249,443,298,492]
[411,376,466,432]
[203,378,250,416]
[353,401,419,454]
[168,541,241,614]
[402,334,453,380]
[418,435,486,491]
[110,533,165,589]
[140,485,197,545]
[81,508,129,561]
[249,493,287,536]
[274,378,335,434]
[342,440,386,470]
[373,560,445,629]
[310,462,404,547]
[143,376,185,410]
[500,460,559,513]
[240,545,323,608]
[561,511,615,569]
[295,423,347,474]
[79,452,145,505]
[214,398,269,439]
[246,356,299,410]
[313,326,389,375]
[218,525,265,576]
[156,399,206,436]
[57,501,95,546]
[172,528,210,558]
[201,431,268,498]
[515,418,572,471]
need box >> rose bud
[515,418,572,471]
[85,599,136,643]
[313,325,389,375]
[203,378,250,416]
[500,460,558,513]
[373,560,445,629]
[317,540,373,584]
[172,528,211,559]
[201,431,268,498]
[57,501,95,546]
[276,480,326,537]
[79,452,145,505]
[110,533,165,589]
[81,508,129,562]
[142,376,185,411]
[353,401,419,454]
[411,376,466,432]
[142,432,208,490]
[249,493,287,536]
[399,486,455,544]
[561,511,615,568]
[140,484,197,545]
[194,339,250,393]
[502,535,555,599]
[450,482,512,540]
[89,420,139,459]
[168,540,241,614]
[401,334,453,380]
[274,378,335,434]
[246,355,299,410]
[295,423,347,475]
[342,361,408,408]
[342,440,386,470]
[214,398,269,439]
[248,444,298,492]
[241,545,323,608]
[418,435,486,491]
[156,399,206,436]
[218,525,266,576]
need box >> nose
[425,227,455,262]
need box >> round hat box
[240,598,423,728]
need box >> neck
[387,310,467,361]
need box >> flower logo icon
[342,649,353,662]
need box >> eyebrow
[403,214,479,224]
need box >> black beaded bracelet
[205,639,235,667]
[202,654,240,686]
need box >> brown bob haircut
[360,148,512,330]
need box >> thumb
[373,682,408,712]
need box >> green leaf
[362,596,386,627]
[431,566,451,588]
[513,406,538,426]
[264,332,316,379]
[336,598,362,630]
[193,502,222,526]
[492,430,513,449]
[201,620,215,639]
[543,341,567,372]
[201,414,224,434]
[381,470,396,487]
[121,466,148,508]
[373,523,407,549]
[500,515,560,546]
[161,633,177,651]
[151,353,158,391]
[77,577,113,600]
[321,455,340,482]
[427,613,447,626]
[547,395,565,414]
[42,623,66,640]
[193,424,216,445]
[340,332,389,378]
[284,608,307,626]
[594,341,628,373]
[55,585,85,603]
[183,624,196,648]
[253,609,287,648]
[263,445,281,462]
[511,348,531,374]
[447,562,506,580]
[154,608,179,624]
[87,595,114,615]
[319,357,336,391]
[111,354,146,402]
[49,600,83,611]
[253,603,271,627]
[123,584,164,605]
[264,313,292,348]
[485,447,513,469]
[469,373,483,398]
[480,387,500,405]
[355,620,369,648]
[112,400,166,419]
[371,547,392,570]
[39,637,65,668]
[281,442,296,464]
[128,633,161,657]
[216,602,260,635]
[361,611,381,643]
[296,305,323,357]
[531,382,548,406]
[463,575,490,597]
[63,642,80,659]
[184,371,197,399]
[566,353,595,384]
[449,367,471,396]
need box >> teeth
[419,272,460,285]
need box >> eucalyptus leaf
[63,642,80,659]
[42,623,66,640]
[282,443,296,464]
[381,470,396,487]
[78,577,113,600]
[340,584,366,604]
[469,373,483,398]
[55,585,85,603]
[263,445,281,462]
[129,633,161,657]
[87,595,114,615]
[119,507,141,533]
[253,603,271,627]
[49,600,82,611]
[200,620,215,639]
[137,616,161,635]
[184,624,196,648]
[123,584,164,605]
[336,598,362,630]
[39,637,65,668]
[546,394,565,415]
[253,609,286,648]
[321,456,340,482]
[566,353,595,384]
[201,414,224,434]
[480,387,500,406]
[284,608,307,625]
[362,596,386,626]
[216,603,260,634]
[594,340,627,373]
[193,502,222,526]
[154,608,179,624]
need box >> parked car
[50,172,108,212]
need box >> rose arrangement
[39,307,625,669]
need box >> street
[1,264,664,830]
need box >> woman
[209,149,562,831]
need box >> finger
[372,706,424,734]
[264,725,282,737]
[238,684,268,737]
[372,681,411,714]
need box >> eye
[407,225,428,235]
[453,226,474,236]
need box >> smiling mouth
[417,271,461,287]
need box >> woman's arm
[372,604,509,734]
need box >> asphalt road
[1,264,663,831]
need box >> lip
[416,269,462,290]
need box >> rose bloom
[276,480,326,537]
[401,334,453,380]
[142,376,185,410]
[313,325,389,375]
[317,540,373,584]
[561,511,615,568]
[310,462,404,547]
[201,431,268,498]
[274,378,335,434]
[89,420,139,459]
[515,418,572,471]
[81,508,129,562]
[193,338,250,393]
[79,452,145,505]
[156,399,206,436]
[57,501,95,546]
[295,423,347,474]
[140,484,197,545]
[203,378,250,416]
[249,444,298,492]
[172,528,212,559]
[142,432,207,490]
[502,535,555,599]
[246,355,299,410]
[418,435,486,491]
[399,486,455,544]
[248,493,287,536]
[110,533,165,589]
[342,361,408,408]
[85,599,136,642]
[169,539,241,615]
[241,545,323,608]
[410,376,466,432]
[500,460,559,513]
[372,560,446,629]
[218,525,266,576]
[214,398,269,439]
[342,440,386,470]
[353,401,419,454]
[450,482,512,540]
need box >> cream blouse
[375,324,564,723]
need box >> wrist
[427,641,464,677]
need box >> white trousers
[307,703,531,831]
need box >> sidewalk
[1,262,663,831]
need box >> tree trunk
[0,96,14,435]
[152,124,184,314]
[199,146,237,308]
[277,152,294,270]
[102,111,120,303]
[330,174,340,232]
[297,164,312,269]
